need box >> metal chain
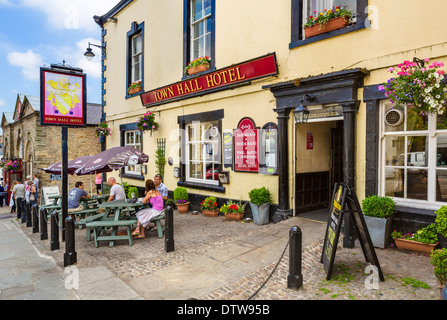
[247,233,292,300]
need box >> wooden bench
[86,219,138,247]
[76,213,110,241]
[53,208,100,229]
[152,213,165,239]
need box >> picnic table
[85,200,147,247]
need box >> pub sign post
[40,63,86,265]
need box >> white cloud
[0,98,6,107]
[16,0,120,33]
[7,50,43,81]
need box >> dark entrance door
[330,123,344,194]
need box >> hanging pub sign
[40,66,87,127]
[321,183,385,282]
[234,117,259,173]
[140,53,278,107]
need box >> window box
[304,16,350,38]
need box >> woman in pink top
[132,179,164,238]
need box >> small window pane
[407,107,428,131]
[385,168,404,198]
[438,135,447,167]
[437,111,447,130]
[407,169,428,200]
[436,170,447,202]
[407,136,428,167]
[384,136,405,166]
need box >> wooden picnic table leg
[109,207,122,247]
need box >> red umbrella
[74,146,149,175]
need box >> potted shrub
[174,187,189,214]
[248,187,272,225]
[435,206,447,242]
[200,196,219,217]
[127,186,139,199]
[303,6,353,38]
[362,195,395,248]
[391,224,439,255]
[430,248,447,300]
[184,56,211,76]
[220,200,246,221]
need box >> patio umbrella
[75,146,149,176]
[74,146,149,200]
[41,155,93,175]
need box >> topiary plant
[435,206,447,238]
[362,195,395,219]
[174,187,188,203]
[430,248,447,286]
[248,187,272,205]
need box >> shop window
[379,101,447,207]
[126,22,144,98]
[290,0,368,49]
[183,0,215,76]
[185,120,221,185]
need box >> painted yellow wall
[101,0,447,205]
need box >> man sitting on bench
[68,181,91,213]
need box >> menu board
[234,118,259,172]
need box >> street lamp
[294,94,314,124]
[84,42,105,61]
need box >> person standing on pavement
[0,184,4,207]
[95,173,102,194]
[9,180,17,213]
[12,179,25,220]
[153,174,168,201]
[33,174,39,199]
[4,182,9,206]
[107,177,125,201]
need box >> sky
[0,0,121,128]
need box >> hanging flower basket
[1,159,20,173]
[95,121,111,139]
[379,59,447,114]
[128,81,142,95]
[184,56,211,76]
[303,6,353,38]
[136,111,159,136]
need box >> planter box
[364,215,394,248]
[128,86,142,95]
[187,63,210,75]
[304,16,349,38]
[202,209,219,217]
[394,237,438,255]
[225,212,244,221]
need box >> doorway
[295,120,344,220]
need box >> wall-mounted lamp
[84,42,105,61]
[294,94,314,124]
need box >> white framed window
[124,130,142,175]
[185,120,220,185]
[379,101,447,209]
[190,0,212,60]
[131,33,143,83]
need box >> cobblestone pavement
[19,210,441,300]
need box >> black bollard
[32,205,39,234]
[25,202,32,227]
[64,215,77,267]
[50,211,60,251]
[21,199,27,224]
[287,226,303,290]
[165,205,174,252]
[40,208,48,240]
[16,197,22,220]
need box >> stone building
[1,93,103,196]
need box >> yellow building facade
[94,0,447,234]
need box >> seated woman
[132,179,164,238]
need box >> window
[185,121,221,185]
[124,130,142,175]
[126,22,144,97]
[183,0,215,75]
[290,0,367,48]
[191,0,212,59]
[131,33,143,83]
[379,101,447,207]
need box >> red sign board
[40,67,87,127]
[306,132,313,150]
[141,53,278,106]
[234,118,259,172]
